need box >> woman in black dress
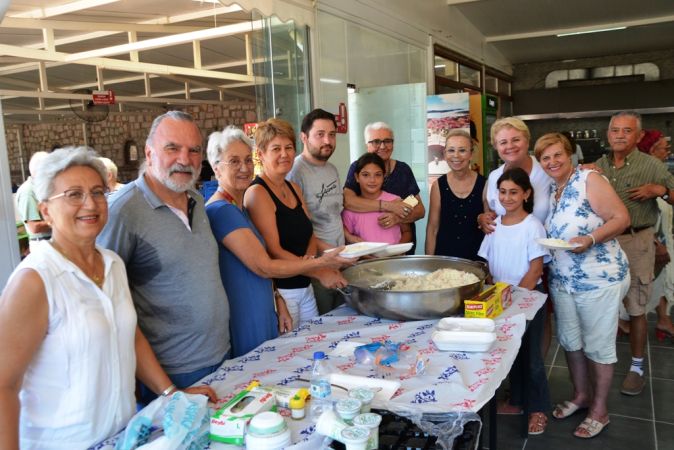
[425,129,485,260]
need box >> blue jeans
[137,352,229,407]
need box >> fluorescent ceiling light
[65,21,264,61]
[191,0,223,3]
[434,64,446,68]
[320,78,342,84]
[557,26,626,37]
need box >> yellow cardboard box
[463,282,512,318]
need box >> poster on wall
[426,93,470,187]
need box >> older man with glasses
[343,121,425,253]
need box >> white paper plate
[436,317,495,333]
[373,242,414,257]
[536,238,581,250]
[325,242,389,258]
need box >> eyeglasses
[219,157,255,170]
[48,188,108,206]
[367,138,394,147]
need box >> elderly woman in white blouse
[0,147,214,450]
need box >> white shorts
[277,285,319,329]
[552,276,630,364]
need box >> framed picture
[125,139,139,164]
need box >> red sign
[336,102,348,133]
[92,90,115,105]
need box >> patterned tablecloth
[93,287,546,450]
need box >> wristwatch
[661,186,670,201]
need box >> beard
[308,143,335,162]
[156,163,198,192]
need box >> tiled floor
[482,314,674,450]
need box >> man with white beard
[98,111,230,404]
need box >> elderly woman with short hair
[535,132,630,438]
[0,147,214,450]
[205,126,349,357]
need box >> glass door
[251,13,311,136]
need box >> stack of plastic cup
[353,412,382,450]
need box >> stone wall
[6,101,257,185]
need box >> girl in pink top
[341,153,412,244]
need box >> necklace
[216,186,239,207]
[555,169,574,200]
[264,175,288,199]
[51,241,104,289]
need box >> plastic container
[316,409,348,441]
[340,426,370,450]
[353,413,382,450]
[245,412,292,450]
[436,317,495,333]
[348,387,375,413]
[335,398,362,424]
[289,394,306,420]
[431,329,496,352]
[309,351,333,420]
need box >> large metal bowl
[339,255,487,321]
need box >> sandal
[497,400,523,415]
[552,400,586,419]
[574,417,610,439]
[528,412,548,435]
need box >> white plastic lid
[245,427,291,450]
[353,412,382,428]
[348,387,375,403]
[340,426,370,444]
[247,411,287,436]
[336,398,362,414]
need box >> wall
[5,101,257,185]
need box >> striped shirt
[595,149,674,228]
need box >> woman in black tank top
[245,119,347,325]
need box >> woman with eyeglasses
[205,126,349,357]
[425,129,485,260]
[343,122,425,253]
[245,119,348,329]
[0,147,215,450]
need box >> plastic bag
[115,392,210,450]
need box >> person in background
[98,156,125,193]
[426,129,485,260]
[205,126,350,356]
[98,111,231,405]
[16,151,51,251]
[636,129,674,341]
[342,153,412,245]
[343,122,425,253]
[535,133,630,438]
[562,131,585,166]
[245,118,347,327]
[595,112,674,396]
[287,108,346,314]
[0,147,214,450]
[478,167,551,435]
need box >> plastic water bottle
[309,351,332,420]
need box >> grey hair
[33,147,108,202]
[609,110,642,131]
[98,156,118,179]
[206,126,253,169]
[28,151,50,177]
[145,110,196,148]
[364,121,394,143]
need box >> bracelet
[587,234,596,246]
[379,200,382,212]
[161,384,177,397]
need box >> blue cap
[313,351,326,360]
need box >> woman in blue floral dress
[535,133,630,439]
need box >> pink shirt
[342,191,402,244]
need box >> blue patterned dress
[545,168,629,293]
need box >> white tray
[431,330,496,352]
[325,242,388,258]
[373,242,413,257]
[436,317,495,333]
